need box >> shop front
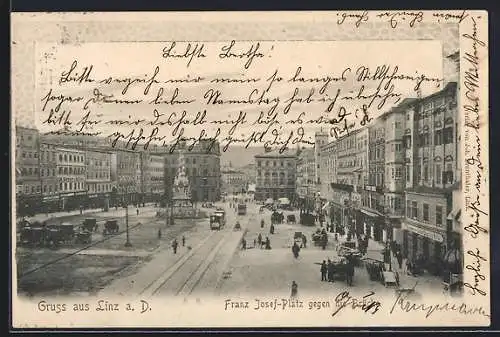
[403,221,446,276]
[41,195,60,213]
[86,193,110,210]
[358,207,383,242]
[329,183,353,234]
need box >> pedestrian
[320,260,327,281]
[182,235,186,247]
[172,239,178,254]
[327,259,334,283]
[265,236,271,250]
[258,233,262,248]
[158,229,162,239]
[136,208,139,216]
[292,242,300,258]
[302,235,307,248]
[346,258,355,286]
[396,250,403,269]
[291,281,298,298]
[241,238,247,250]
[253,238,257,248]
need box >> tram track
[141,209,254,298]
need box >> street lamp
[124,204,132,247]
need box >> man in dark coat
[291,281,298,298]
[346,258,355,286]
[172,239,178,254]
[396,250,403,269]
[320,260,327,281]
[327,259,334,282]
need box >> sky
[34,40,448,145]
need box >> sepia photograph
[11,10,489,328]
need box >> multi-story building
[115,149,141,205]
[15,127,41,216]
[402,82,459,274]
[254,149,296,202]
[85,149,115,209]
[295,147,315,209]
[319,140,337,201]
[141,152,165,203]
[379,98,418,242]
[357,116,387,241]
[221,169,246,195]
[39,142,59,212]
[56,146,87,211]
[164,140,221,203]
[328,129,363,234]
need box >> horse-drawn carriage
[103,220,119,235]
[19,221,46,246]
[286,214,296,224]
[81,218,98,232]
[312,229,328,248]
[18,221,91,247]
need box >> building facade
[39,142,59,212]
[15,127,41,216]
[116,149,141,205]
[254,149,296,202]
[85,149,115,209]
[56,146,87,211]
[141,152,165,203]
[401,82,459,275]
[221,169,246,195]
[295,148,315,209]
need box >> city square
[15,75,464,299]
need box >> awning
[447,208,462,221]
[359,208,383,218]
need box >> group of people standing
[319,256,355,286]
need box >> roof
[254,148,297,158]
[417,82,458,103]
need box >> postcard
[11,10,489,328]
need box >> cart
[382,271,398,287]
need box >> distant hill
[220,146,264,168]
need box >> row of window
[22,181,88,194]
[87,172,110,180]
[417,127,454,147]
[413,163,454,184]
[59,153,85,163]
[87,183,114,193]
[406,200,444,226]
[256,160,294,168]
[118,163,141,169]
[40,151,57,162]
[58,167,86,175]
[86,159,110,167]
